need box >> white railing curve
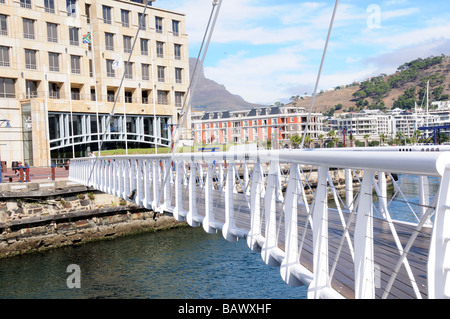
[69,147,450,299]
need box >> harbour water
[0,174,437,299]
[0,226,307,299]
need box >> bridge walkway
[165,184,430,299]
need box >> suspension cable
[157,0,222,206]
[87,1,151,186]
[300,0,339,149]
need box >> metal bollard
[19,166,24,183]
[51,164,56,181]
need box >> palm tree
[379,133,387,146]
[364,134,370,147]
[318,133,325,148]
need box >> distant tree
[290,134,302,148]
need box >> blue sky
[158,0,450,105]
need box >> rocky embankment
[0,180,186,258]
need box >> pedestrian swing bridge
[68,146,450,299]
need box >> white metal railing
[69,147,450,299]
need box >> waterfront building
[0,0,190,167]
[328,110,391,141]
[191,106,324,148]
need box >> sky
[157,0,450,105]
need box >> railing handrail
[70,147,450,177]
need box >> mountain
[188,58,261,112]
[286,55,450,115]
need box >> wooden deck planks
[161,182,430,299]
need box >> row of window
[0,46,184,83]
[16,0,179,35]
[0,77,185,107]
[0,15,184,60]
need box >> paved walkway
[1,166,69,184]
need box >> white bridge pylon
[69,147,450,299]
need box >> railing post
[308,166,330,299]
[172,160,186,221]
[203,161,219,234]
[152,159,160,211]
[354,170,376,299]
[143,159,151,210]
[262,160,282,267]
[187,160,201,227]
[123,159,130,200]
[118,159,124,198]
[280,163,303,287]
[345,168,353,212]
[162,159,172,211]
[223,163,239,242]
[378,171,387,219]
[428,166,450,299]
[247,160,264,252]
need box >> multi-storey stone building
[0,0,190,167]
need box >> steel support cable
[86,1,151,186]
[157,0,222,207]
[300,0,339,149]
[370,176,422,298]
[381,193,438,299]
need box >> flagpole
[90,28,101,156]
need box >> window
[138,13,146,30]
[124,91,132,103]
[121,9,129,27]
[140,38,148,55]
[0,15,6,36]
[23,18,35,39]
[155,16,163,33]
[0,46,9,67]
[70,55,81,74]
[142,90,149,104]
[48,52,59,72]
[0,77,15,98]
[105,32,114,51]
[156,41,164,58]
[175,68,182,84]
[85,4,91,23]
[157,90,168,105]
[157,66,165,82]
[66,0,76,17]
[107,89,115,102]
[106,59,115,77]
[71,87,80,100]
[141,64,149,80]
[90,88,96,101]
[20,0,31,9]
[25,49,37,70]
[48,82,60,99]
[175,92,184,108]
[47,23,58,43]
[174,44,181,60]
[26,80,38,98]
[69,27,79,46]
[102,6,111,24]
[89,59,93,77]
[123,36,132,53]
[44,0,55,13]
[172,20,180,36]
[124,62,133,79]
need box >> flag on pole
[82,32,92,44]
[112,57,122,70]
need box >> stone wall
[0,185,186,258]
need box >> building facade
[191,106,324,147]
[0,0,190,167]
